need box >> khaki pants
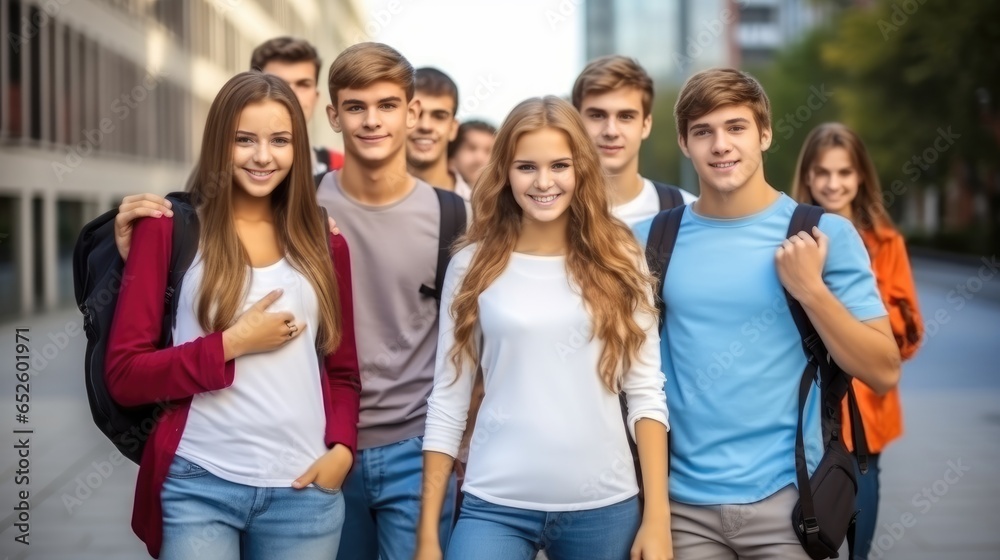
[670,485,828,560]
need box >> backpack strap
[645,206,685,330]
[785,203,869,553]
[160,194,199,348]
[651,180,685,211]
[793,350,823,550]
[784,204,868,457]
[315,147,332,168]
[628,205,685,490]
[313,148,333,187]
[420,188,468,306]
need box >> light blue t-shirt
[633,194,886,505]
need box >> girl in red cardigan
[792,122,923,559]
[105,71,360,559]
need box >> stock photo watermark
[7,0,72,53]
[869,458,970,558]
[878,0,929,40]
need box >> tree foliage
[822,0,1000,189]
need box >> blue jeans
[853,453,881,559]
[160,454,345,560]
[446,493,641,560]
[337,436,456,560]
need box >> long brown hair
[792,122,893,236]
[450,96,655,393]
[188,71,341,353]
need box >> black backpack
[620,181,688,503]
[645,203,869,559]
[73,193,199,464]
[651,180,686,211]
[419,187,468,307]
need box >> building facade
[584,0,827,83]
[0,0,364,318]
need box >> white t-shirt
[423,246,669,511]
[173,255,327,487]
[612,177,697,228]
[453,172,473,202]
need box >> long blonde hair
[188,71,341,353]
[450,96,654,393]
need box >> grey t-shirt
[316,172,442,450]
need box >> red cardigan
[104,216,360,558]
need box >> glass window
[1,0,22,138]
[46,16,57,143]
[29,4,42,141]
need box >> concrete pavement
[0,254,996,558]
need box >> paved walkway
[0,254,997,558]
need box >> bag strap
[420,188,468,306]
[628,204,685,489]
[786,204,827,550]
[315,146,331,168]
[161,194,200,348]
[794,355,821,546]
[847,383,869,473]
[786,203,870,551]
[652,180,685,211]
[784,204,870,458]
[645,206,685,330]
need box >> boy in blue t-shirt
[634,69,901,558]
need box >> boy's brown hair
[327,42,414,107]
[674,68,771,141]
[571,55,655,116]
[250,37,322,82]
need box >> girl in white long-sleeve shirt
[415,96,672,560]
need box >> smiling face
[231,99,294,200]
[679,104,771,196]
[509,127,576,228]
[579,87,651,176]
[806,146,859,220]
[327,80,417,166]
[407,92,458,169]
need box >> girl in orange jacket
[793,122,923,559]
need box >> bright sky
[363,0,585,127]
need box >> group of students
[100,35,923,560]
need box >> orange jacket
[843,225,923,453]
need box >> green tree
[753,25,845,193]
[639,85,684,189]
[823,0,1000,249]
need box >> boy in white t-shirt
[571,55,697,227]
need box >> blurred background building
[0,0,364,319]
[585,0,830,84]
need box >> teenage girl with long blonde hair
[415,96,671,560]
